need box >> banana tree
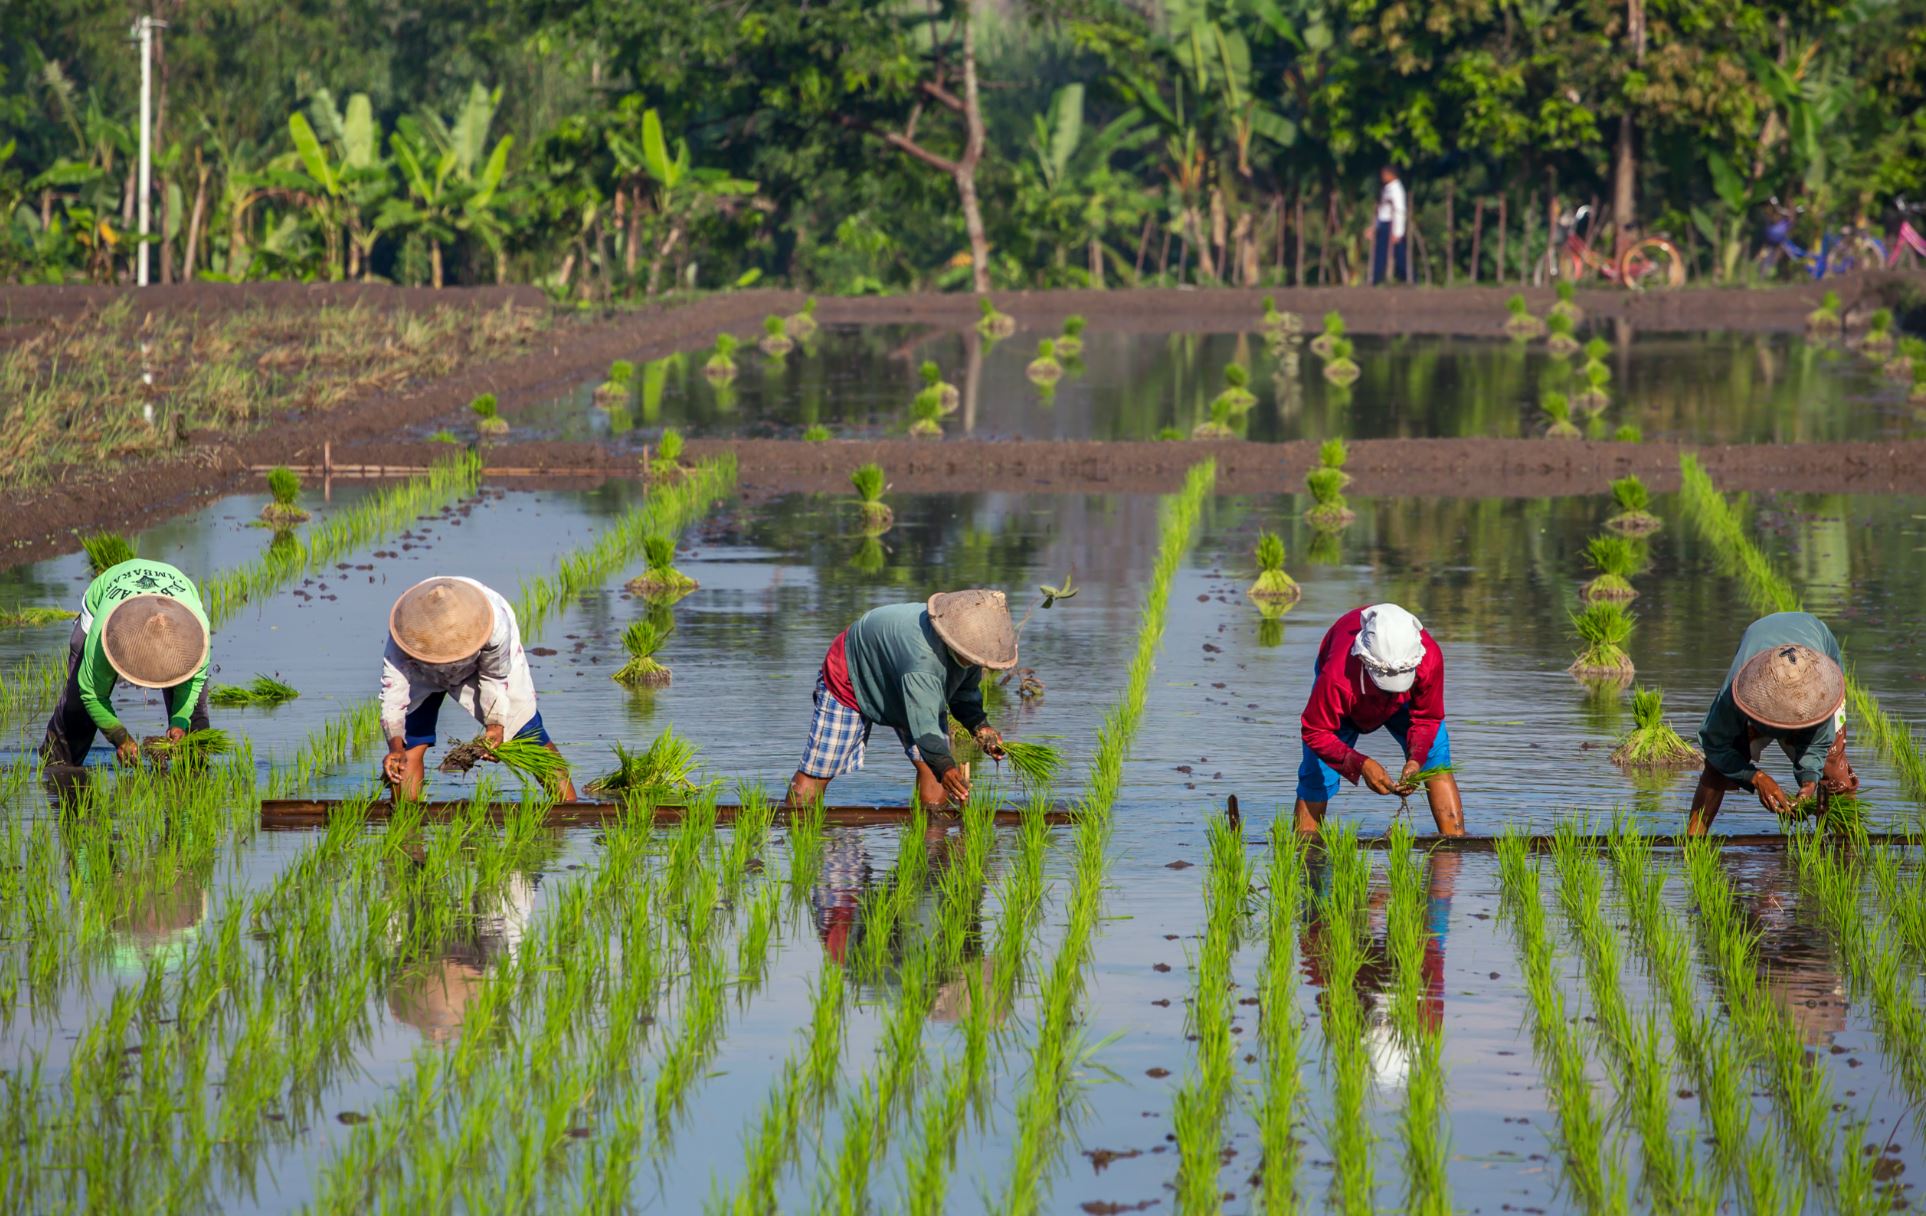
[379,86,515,286]
[288,90,389,278]
[613,106,754,294]
[1015,84,1157,285]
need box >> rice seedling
[1322,336,1360,384]
[1215,362,1258,411]
[1314,820,1376,1216]
[786,295,820,338]
[1581,534,1644,601]
[1174,813,1248,1215]
[1056,313,1087,357]
[1248,529,1301,605]
[1027,338,1063,384]
[81,531,137,575]
[1912,359,1926,404]
[919,358,961,411]
[1191,395,1238,440]
[611,617,673,687]
[1541,390,1580,438]
[1605,474,1660,534]
[1568,599,1636,678]
[1886,334,1925,380]
[651,427,687,479]
[705,333,740,382]
[626,533,699,599]
[1304,465,1354,528]
[1572,358,1613,411]
[995,740,1064,790]
[428,428,459,443]
[1310,309,1344,356]
[909,386,946,437]
[1386,823,1450,1216]
[1504,292,1545,337]
[0,605,74,629]
[1551,279,1583,322]
[582,728,704,800]
[469,391,508,435]
[1392,762,1454,819]
[1545,308,1580,354]
[1319,435,1351,483]
[1854,307,1896,352]
[1806,288,1842,335]
[759,314,794,356]
[850,462,893,532]
[976,295,1016,338]
[1608,687,1702,768]
[1613,424,1642,442]
[1254,821,1304,1214]
[595,358,636,406]
[802,423,832,441]
[260,465,310,524]
[208,673,300,708]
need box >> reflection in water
[386,872,538,1043]
[1713,852,1846,1048]
[809,825,988,1014]
[109,865,208,973]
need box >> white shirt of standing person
[379,577,540,741]
[1378,176,1408,241]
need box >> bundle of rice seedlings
[585,727,706,799]
[595,359,636,406]
[142,728,233,771]
[850,533,886,575]
[1806,288,1842,335]
[851,462,893,531]
[649,428,686,479]
[1885,335,1925,381]
[428,429,460,444]
[1613,424,1643,442]
[997,740,1065,790]
[785,295,820,338]
[1545,309,1579,354]
[81,532,137,575]
[1504,292,1544,337]
[909,386,946,437]
[626,534,699,599]
[760,314,795,356]
[705,334,740,382]
[1609,686,1702,768]
[1572,359,1612,411]
[1319,436,1352,486]
[1568,600,1636,678]
[261,466,310,524]
[612,618,673,686]
[976,295,1016,338]
[209,674,300,707]
[0,606,76,629]
[803,424,832,442]
[1606,474,1661,534]
[1304,466,1354,528]
[1393,762,1455,817]
[1156,426,1184,441]
[1550,279,1582,322]
[1263,295,1303,338]
[1541,391,1580,438]
[919,359,960,412]
[1027,339,1063,384]
[1582,336,1611,364]
[1912,360,1926,405]
[1248,530,1301,604]
[1056,314,1087,357]
[1857,307,1894,353]
[1310,310,1345,357]
[1214,363,1257,413]
[1191,397,1237,440]
[470,392,508,435]
[486,735,571,792]
[1322,336,1360,385]
[1581,534,1644,601]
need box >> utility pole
[132,14,166,286]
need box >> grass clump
[261,466,310,524]
[1610,687,1702,768]
[1262,294,1303,340]
[919,359,960,412]
[595,359,635,406]
[626,534,698,600]
[1573,358,1612,411]
[1807,288,1842,335]
[1541,391,1580,438]
[1504,291,1544,337]
[1056,314,1087,357]
[142,727,233,771]
[1304,466,1353,528]
[1545,309,1579,354]
[909,386,946,438]
[0,605,75,629]
[1310,309,1345,356]
[705,333,740,382]
[1569,599,1635,678]
[1885,334,1924,380]
[851,462,893,532]
[996,740,1064,790]
[1191,396,1237,440]
[585,727,705,799]
[1606,474,1661,533]
[1026,338,1062,385]
[1248,530,1301,604]
[785,295,820,338]
[1860,307,1895,352]
[1322,336,1360,384]
[1613,424,1642,442]
[612,618,673,687]
[1320,436,1352,484]
[760,314,795,356]
[209,674,300,708]
[1215,362,1257,412]
[470,392,507,435]
[802,424,832,442]
[1581,534,1643,601]
[1550,279,1582,322]
[976,295,1015,338]
[649,428,686,479]
[81,531,137,575]
[427,428,459,443]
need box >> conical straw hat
[390,577,494,665]
[102,595,209,689]
[928,589,1018,670]
[1732,643,1844,730]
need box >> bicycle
[1534,205,1685,289]
[1756,198,1883,278]
[1880,198,1926,270]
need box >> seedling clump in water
[1304,466,1354,528]
[1320,436,1351,485]
[1322,336,1360,384]
[1581,534,1643,601]
[1545,309,1579,354]
[650,428,687,479]
[1504,291,1544,337]
[1607,474,1661,533]
[1248,530,1301,604]
[851,462,892,532]
[1215,362,1257,411]
[1550,279,1582,322]
[470,392,508,435]
[1610,687,1702,767]
[261,466,310,524]
[705,333,740,383]
[1807,288,1842,335]
[1861,307,1895,352]
[919,359,960,411]
[976,295,1016,338]
[1310,309,1344,356]
[802,424,832,442]
[1541,391,1580,438]
[627,534,698,600]
[585,727,706,798]
[1191,396,1237,440]
[1573,358,1612,411]
[1569,599,1636,678]
[785,295,820,338]
[209,674,300,708]
[612,617,673,686]
[0,605,75,629]
[596,359,635,406]
[1056,313,1087,357]
[908,387,945,438]
[1026,339,1062,385]
[759,314,794,356]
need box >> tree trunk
[625,187,642,278]
[1469,197,1483,283]
[1496,195,1507,283]
[155,10,171,284]
[955,0,991,294]
[1616,0,1646,246]
[182,161,207,281]
[1088,236,1104,287]
[430,241,443,289]
[648,225,682,295]
[1444,181,1455,285]
[1294,192,1305,285]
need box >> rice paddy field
[5,301,1926,1215]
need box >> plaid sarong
[799,677,922,778]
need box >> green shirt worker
[41,559,212,767]
[786,590,1016,811]
[1688,612,1858,835]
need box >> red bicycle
[1882,198,1926,269]
[1534,205,1686,289]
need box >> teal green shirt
[843,603,987,775]
[78,560,210,739]
[1699,612,1841,788]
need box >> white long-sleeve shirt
[379,578,539,741]
[1377,177,1408,240]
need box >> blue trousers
[1297,711,1452,803]
[1372,220,1407,284]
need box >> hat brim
[102,597,210,689]
[390,579,494,666]
[1366,667,1417,694]
[1733,686,1845,732]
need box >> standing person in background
[1373,165,1408,285]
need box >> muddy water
[502,324,1910,446]
[4,479,1926,1213]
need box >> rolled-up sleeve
[474,609,514,728]
[380,642,414,740]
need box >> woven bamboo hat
[1732,643,1845,730]
[102,595,209,689]
[928,589,1018,670]
[390,577,494,665]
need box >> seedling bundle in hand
[596,359,635,407]
[627,534,698,600]
[851,462,892,532]
[1026,339,1062,385]
[210,674,300,708]
[1580,535,1643,601]
[1394,763,1453,818]
[1606,474,1660,534]
[470,392,508,435]
[919,360,960,412]
[705,334,740,382]
[1610,686,1702,768]
[760,314,794,356]
[141,727,233,772]
[261,467,310,525]
[1248,530,1301,604]
[440,734,569,793]
[82,531,137,576]
[995,740,1064,791]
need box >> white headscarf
[1351,603,1426,693]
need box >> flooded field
[4,318,1926,1215]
